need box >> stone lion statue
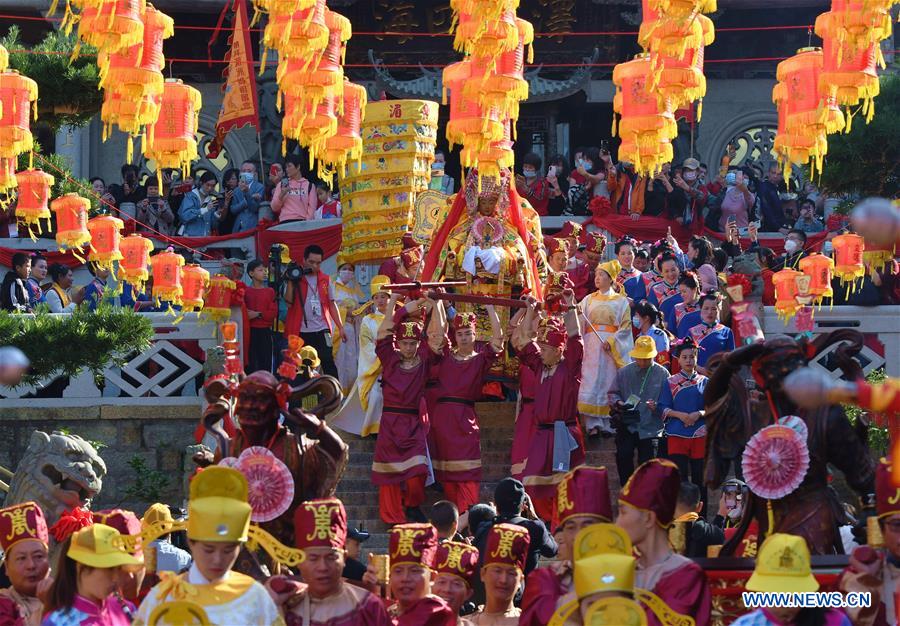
[4,430,106,526]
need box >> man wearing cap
[608,336,669,485]
[141,504,191,576]
[0,502,50,626]
[838,458,900,626]
[378,233,420,285]
[373,293,441,524]
[343,526,370,582]
[92,509,145,603]
[427,303,503,513]
[512,290,585,522]
[431,541,479,623]
[616,459,711,626]
[135,467,282,625]
[273,498,390,626]
[736,533,851,626]
[471,523,530,625]
[581,233,606,274]
[545,238,570,274]
[670,158,708,228]
[520,466,612,626]
[379,523,457,625]
[332,275,392,438]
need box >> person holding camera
[135,179,175,237]
[177,171,221,237]
[607,335,668,486]
[284,244,345,378]
[271,153,317,222]
[107,164,146,209]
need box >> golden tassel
[126,135,133,164]
[697,98,703,122]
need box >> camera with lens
[285,262,312,282]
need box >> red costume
[620,459,712,626]
[373,319,438,524]
[0,501,48,626]
[516,318,586,521]
[285,498,391,626]
[386,524,457,626]
[430,313,500,512]
[510,364,537,481]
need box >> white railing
[0,309,243,408]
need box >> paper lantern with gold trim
[253,0,317,16]
[772,97,827,179]
[0,158,16,196]
[0,42,8,71]
[282,92,338,162]
[776,49,845,135]
[275,9,349,112]
[149,248,184,304]
[75,0,146,55]
[100,92,160,150]
[468,18,533,127]
[651,42,707,113]
[321,81,367,176]
[87,215,125,270]
[466,119,514,181]
[144,79,201,178]
[618,138,674,176]
[773,268,804,321]
[831,232,866,288]
[454,7,519,60]
[15,170,53,234]
[798,253,835,303]
[118,234,153,292]
[180,264,210,312]
[444,60,505,156]
[648,0,716,18]
[263,0,328,64]
[638,1,715,60]
[814,0,892,58]
[204,275,236,322]
[0,70,38,160]
[450,0,519,30]
[51,193,91,251]
[819,36,882,131]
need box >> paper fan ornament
[742,425,810,500]
[217,457,240,469]
[777,415,808,442]
[227,446,295,522]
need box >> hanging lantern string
[0,12,816,36]
[32,153,216,260]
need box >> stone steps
[334,401,620,553]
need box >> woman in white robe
[577,260,634,437]
[333,263,367,394]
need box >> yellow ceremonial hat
[370,275,390,298]
[630,335,658,359]
[597,260,621,282]
[573,524,636,598]
[187,467,252,543]
[583,597,648,626]
[142,503,174,529]
[300,345,320,369]
[746,533,819,593]
[67,524,142,569]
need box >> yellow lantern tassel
[866,99,875,123]
[259,47,268,77]
[157,169,163,194]
[611,115,617,136]
[126,135,133,164]
[696,98,703,122]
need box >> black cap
[494,477,526,515]
[348,527,370,543]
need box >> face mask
[632,315,642,328]
[823,241,833,256]
[684,171,697,181]
[726,505,743,520]
[240,172,255,186]
[576,158,584,168]
[339,269,354,282]
[432,162,444,171]
[523,169,536,179]
[583,162,594,172]
[784,239,799,253]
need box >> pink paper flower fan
[777,415,808,442]
[742,425,810,500]
[217,457,240,469]
[235,446,295,523]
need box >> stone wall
[0,405,201,515]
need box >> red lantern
[773,268,804,321]
[820,36,882,130]
[76,0,145,55]
[149,249,184,304]
[652,43,706,112]
[0,158,15,195]
[444,60,505,158]
[776,48,844,136]
[469,18,533,126]
[180,264,210,312]
[469,119,514,182]
[798,253,835,303]
[0,70,38,160]
[322,81,367,175]
[454,7,518,60]
[638,0,715,60]
[831,232,866,287]
[281,92,338,160]
[204,275,236,322]
[814,0,892,58]
[15,169,54,235]
[87,215,125,270]
[144,79,202,179]
[52,193,91,251]
[275,8,349,107]
[119,234,153,292]
[263,0,328,61]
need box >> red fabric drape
[255,224,343,262]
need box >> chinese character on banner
[374,1,421,44]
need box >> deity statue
[703,330,876,555]
[196,371,349,548]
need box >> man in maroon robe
[274,497,391,626]
[839,458,900,626]
[519,466,612,626]
[616,458,712,626]
[373,294,440,524]
[512,290,585,522]
[385,523,457,625]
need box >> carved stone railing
[0,311,243,408]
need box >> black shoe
[427,481,445,494]
[405,506,428,523]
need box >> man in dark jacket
[674,481,725,558]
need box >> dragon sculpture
[3,430,106,527]
[704,330,876,555]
